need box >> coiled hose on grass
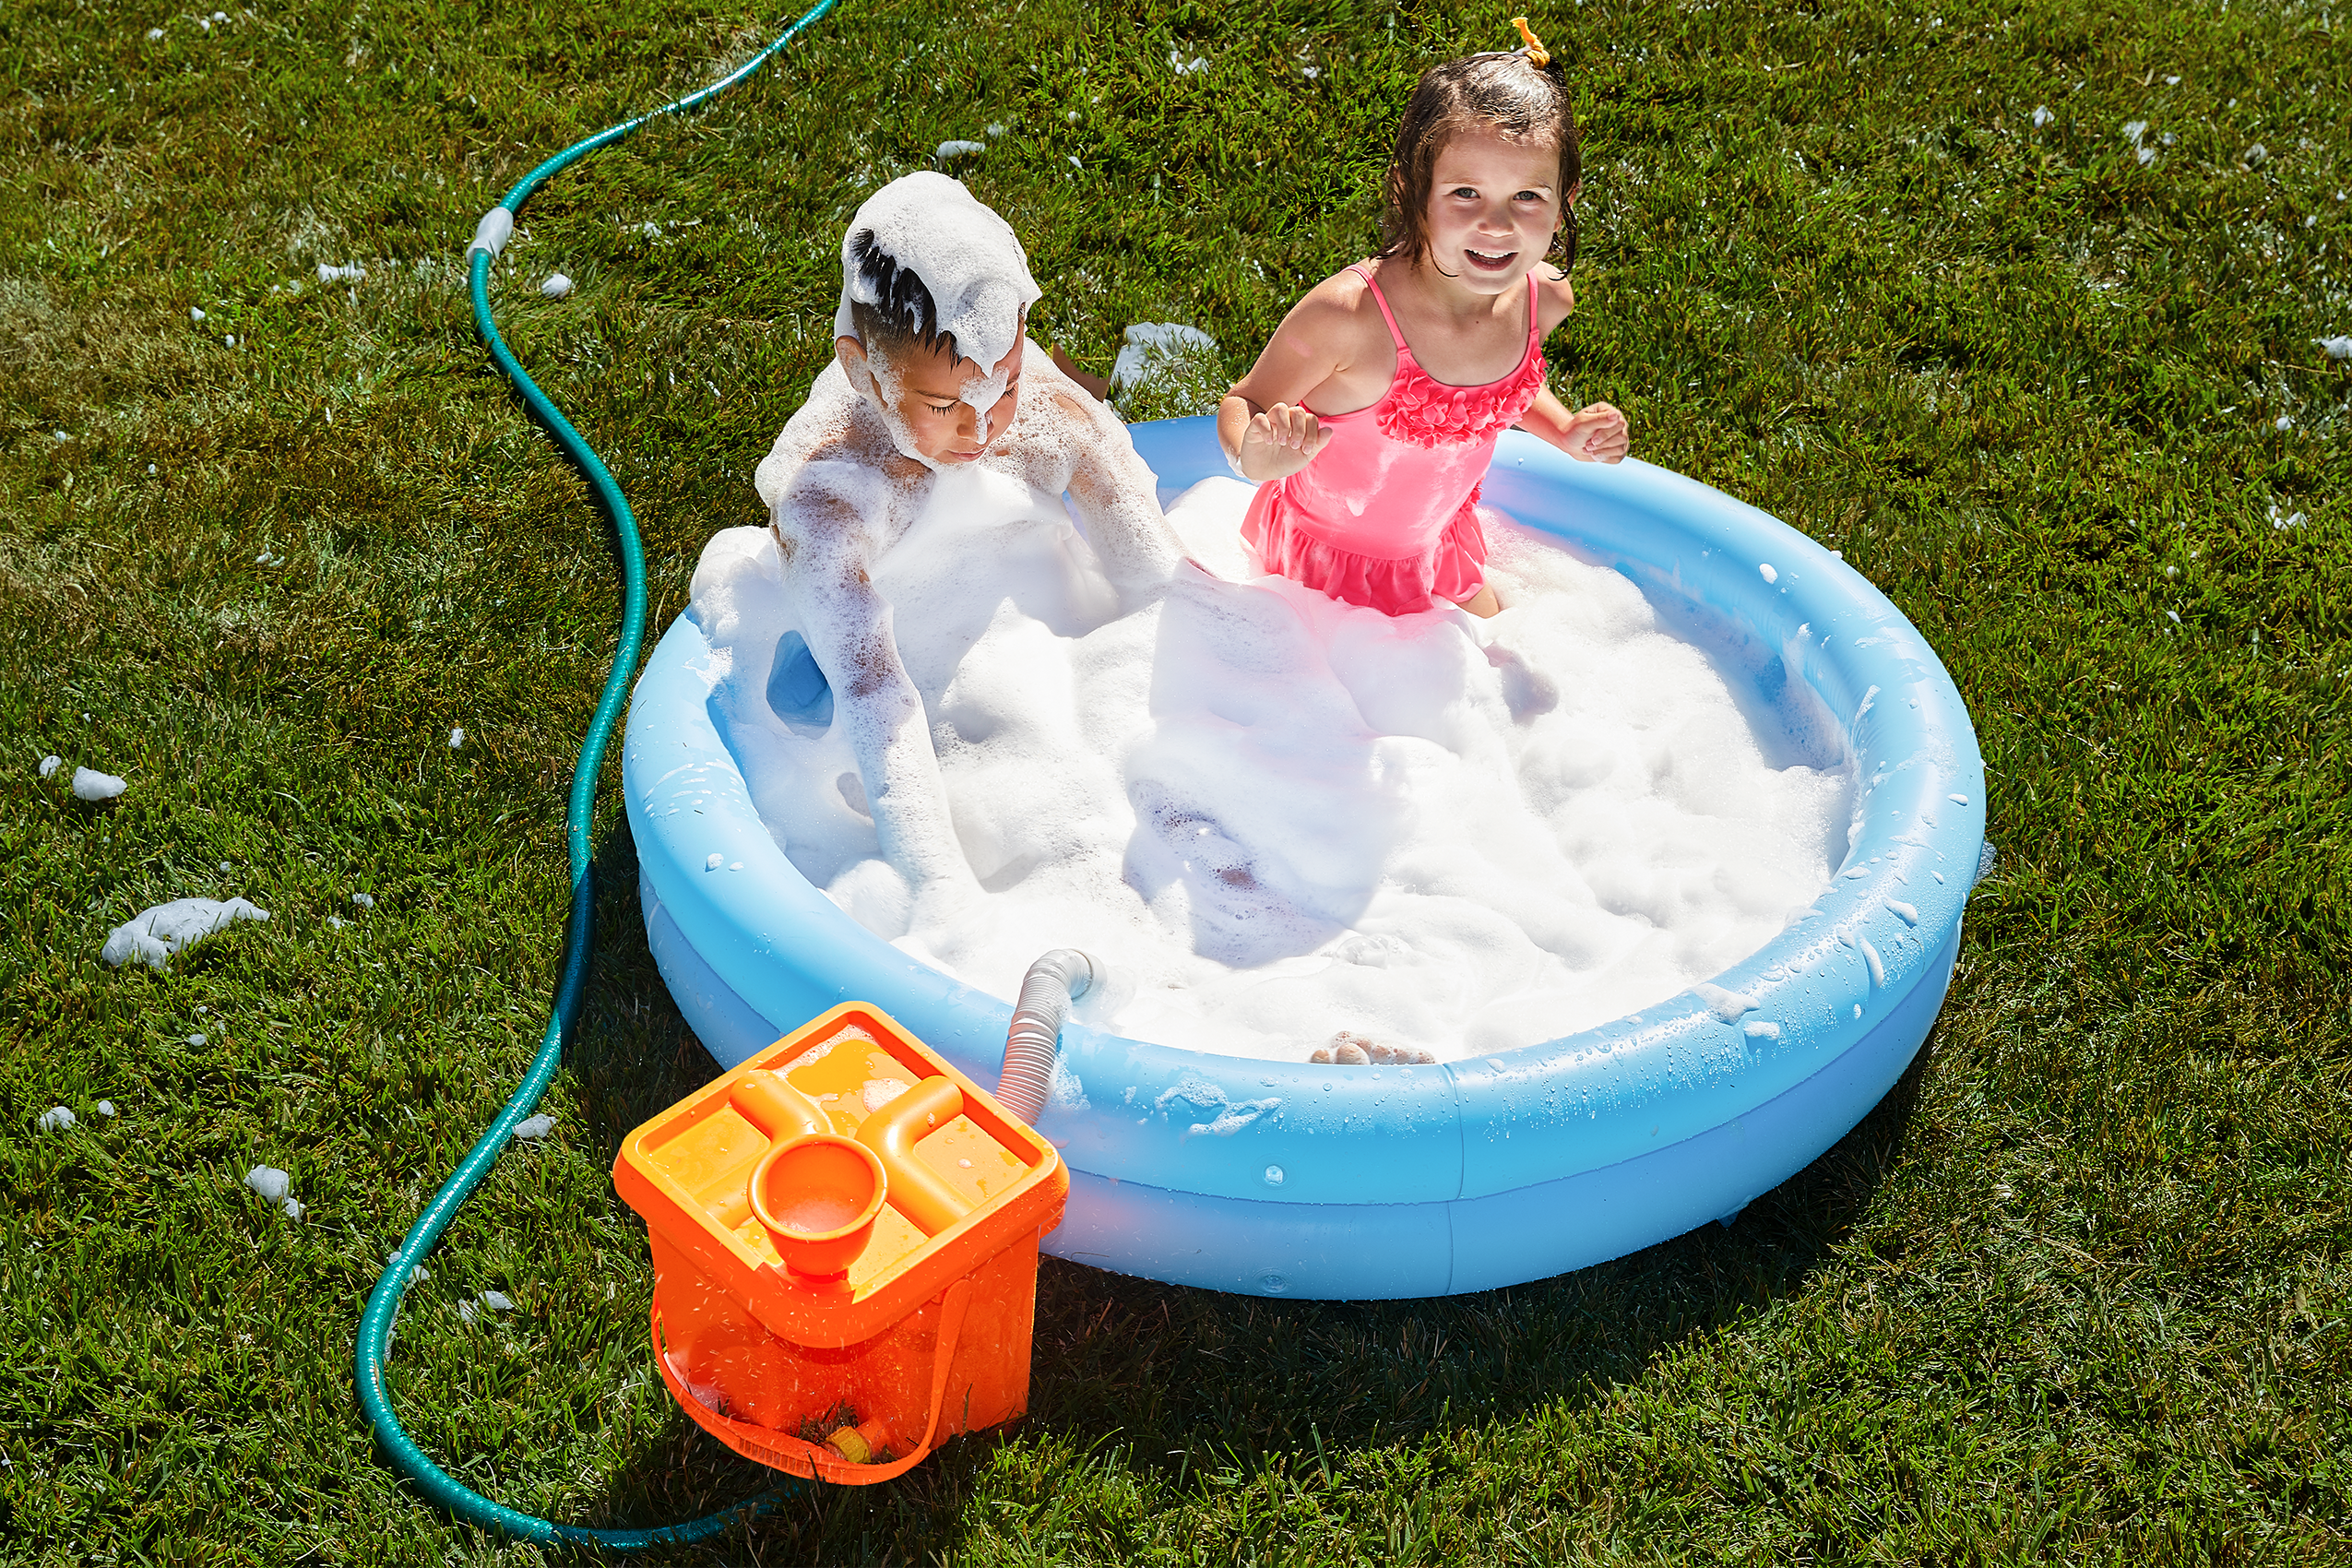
[353,1,840,1546]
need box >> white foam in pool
[690,473,1851,1062]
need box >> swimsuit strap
[1350,262,1543,372]
[1348,263,1409,351]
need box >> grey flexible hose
[995,949,1093,1123]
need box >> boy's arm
[1027,358,1185,601]
[777,472,976,902]
[1521,266,1628,461]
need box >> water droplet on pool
[1263,1165,1285,1187]
[1260,1272,1289,1293]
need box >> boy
[754,172,1182,910]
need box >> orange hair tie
[1511,16,1551,68]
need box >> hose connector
[995,949,1092,1124]
[469,207,516,259]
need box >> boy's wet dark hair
[1379,49,1582,272]
[846,232,958,361]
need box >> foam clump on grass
[933,140,985,165]
[540,272,573,299]
[317,262,366,283]
[101,897,269,969]
[73,766,127,802]
[244,1166,291,1203]
[694,469,1850,1063]
[510,1113,555,1142]
[457,1289,516,1324]
[1109,324,1227,421]
[39,754,60,778]
[38,1105,76,1132]
[2320,336,2352,361]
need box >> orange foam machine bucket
[612,1003,1067,1484]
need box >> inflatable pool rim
[624,416,1985,1301]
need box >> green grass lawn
[5,0,2348,1560]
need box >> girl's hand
[1239,402,1331,481]
[1562,401,1630,464]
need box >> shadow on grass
[536,813,1931,1555]
[1015,1037,1931,1479]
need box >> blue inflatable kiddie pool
[623,418,1984,1300]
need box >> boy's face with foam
[839,328,1026,469]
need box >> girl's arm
[1518,385,1630,463]
[1217,282,1366,481]
[1521,264,1630,462]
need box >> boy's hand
[1561,401,1630,464]
[1239,402,1331,481]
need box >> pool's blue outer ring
[623,418,1984,1300]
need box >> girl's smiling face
[1422,123,1572,292]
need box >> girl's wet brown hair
[1378,47,1582,272]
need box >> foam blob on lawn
[244,1166,303,1215]
[102,897,269,969]
[74,767,127,802]
[690,469,1851,1062]
[1111,324,1219,393]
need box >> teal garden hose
[353,0,841,1546]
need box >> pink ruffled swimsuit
[1242,263,1546,616]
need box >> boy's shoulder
[993,338,1134,481]
[754,362,921,520]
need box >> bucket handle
[650,1277,975,1486]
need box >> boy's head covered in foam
[831,172,1043,469]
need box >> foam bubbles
[693,478,1849,1062]
[102,897,269,968]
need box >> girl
[1218,19,1629,618]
